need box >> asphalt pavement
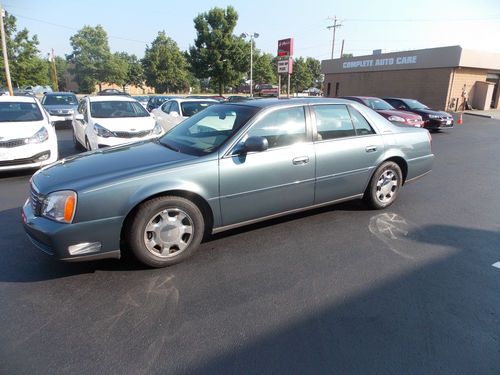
[0,119,499,374]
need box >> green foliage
[68,25,113,93]
[290,57,313,93]
[188,6,249,95]
[306,57,324,89]
[0,12,49,88]
[253,52,277,85]
[142,31,191,93]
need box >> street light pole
[241,32,259,97]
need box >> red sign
[277,38,294,58]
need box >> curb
[462,112,493,119]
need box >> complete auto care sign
[277,38,293,74]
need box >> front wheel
[364,161,402,209]
[126,196,205,268]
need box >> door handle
[292,156,309,165]
[365,146,377,153]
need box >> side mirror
[75,113,84,121]
[244,136,268,153]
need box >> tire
[364,161,403,210]
[126,196,205,268]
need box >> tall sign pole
[277,38,294,99]
[0,4,13,96]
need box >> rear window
[181,101,215,117]
[43,94,78,106]
[0,102,44,122]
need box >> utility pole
[0,3,13,96]
[49,48,58,91]
[327,16,343,60]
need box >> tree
[54,56,68,91]
[306,57,323,89]
[115,52,144,90]
[290,57,313,94]
[142,31,191,93]
[188,6,248,95]
[68,25,113,93]
[252,52,277,85]
[0,12,49,88]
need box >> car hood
[92,117,155,132]
[32,140,198,193]
[377,109,421,119]
[0,120,49,140]
[410,108,451,117]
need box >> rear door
[219,105,315,226]
[311,104,384,203]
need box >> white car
[151,98,217,132]
[0,96,58,172]
[72,96,163,151]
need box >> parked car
[146,95,177,112]
[41,92,79,124]
[341,96,424,127]
[72,95,163,151]
[151,98,217,132]
[132,95,149,109]
[23,85,53,95]
[23,98,433,267]
[255,84,279,97]
[226,95,257,103]
[0,95,58,172]
[97,89,130,96]
[383,97,454,130]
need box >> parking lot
[0,117,499,374]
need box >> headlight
[94,124,115,138]
[41,190,77,223]
[428,114,440,119]
[388,115,405,123]
[26,127,49,144]
[152,122,163,135]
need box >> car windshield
[0,102,43,122]
[90,101,150,118]
[158,104,259,156]
[43,94,78,106]
[364,98,394,110]
[406,99,429,110]
[181,101,216,117]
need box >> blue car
[23,98,434,267]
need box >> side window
[313,105,355,140]
[245,106,307,149]
[348,106,375,135]
[161,101,172,113]
[170,101,180,115]
[389,99,405,110]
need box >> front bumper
[0,147,58,172]
[22,199,122,261]
[425,118,454,129]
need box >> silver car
[23,98,433,267]
[41,92,79,123]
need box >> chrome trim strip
[212,194,363,234]
[315,167,372,183]
[220,178,316,200]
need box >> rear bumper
[22,199,122,262]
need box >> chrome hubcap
[144,209,194,258]
[376,170,398,203]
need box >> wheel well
[120,190,214,244]
[385,156,408,184]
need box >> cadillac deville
[22,98,434,267]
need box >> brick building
[321,46,500,111]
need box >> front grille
[49,109,71,115]
[0,138,26,148]
[0,151,50,167]
[114,130,151,139]
[30,185,44,216]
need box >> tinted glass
[181,101,215,117]
[161,101,172,113]
[313,105,355,140]
[0,102,43,122]
[364,98,393,110]
[159,104,259,156]
[245,106,306,149]
[405,99,429,110]
[43,94,78,105]
[90,101,150,118]
[348,107,375,135]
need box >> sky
[5,0,500,61]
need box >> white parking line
[492,262,500,269]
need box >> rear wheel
[364,161,402,209]
[126,196,205,268]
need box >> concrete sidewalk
[462,109,500,119]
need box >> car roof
[0,95,38,103]
[87,95,137,102]
[230,97,355,109]
[342,96,382,100]
[44,92,76,96]
[171,98,218,103]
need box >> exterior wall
[446,68,489,111]
[324,68,452,110]
[95,83,156,95]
